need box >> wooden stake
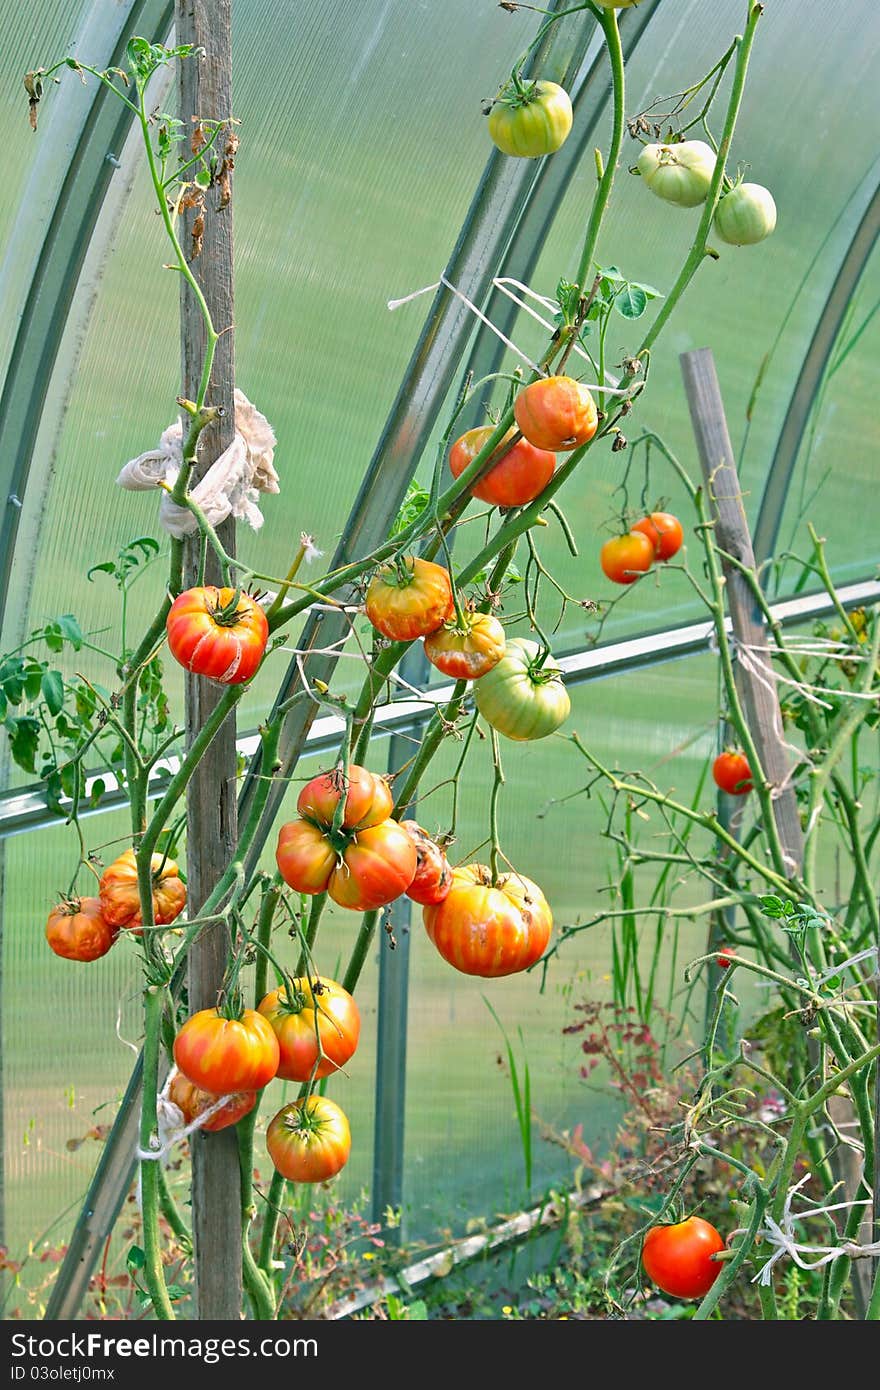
[680,347,804,876]
[177,0,242,1321]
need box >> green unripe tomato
[714,182,777,245]
[487,80,573,159]
[474,638,571,741]
[636,139,716,208]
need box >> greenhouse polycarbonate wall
[1,0,879,1317]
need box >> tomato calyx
[491,74,543,112]
[281,1097,326,1138]
[210,586,252,628]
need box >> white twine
[116,389,279,538]
[753,1174,880,1285]
[810,945,880,990]
[388,273,636,398]
[136,1066,234,1166]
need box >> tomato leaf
[7,715,40,772]
[126,1244,146,1271]
[86,561,116,582]
[615,284,647,319]
[41,669,64,716]
[57,615,83,650]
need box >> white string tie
[136,1066,235,1166]
[388,273,638,397]
[753,1174,880,1284]
[116,389,279,538]
[810,945,879,990]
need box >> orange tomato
[166,585,269,685]
[423,863,553,977]
[599,531,655,585]
[166,1072,258,1133]
[423,611,506,680]
[45,897,118,963]
[172,1008,280,1093]
[448,426,556,507]
[365,557,454,641]
[266,1095,352,1183]
[632,511,684,561]
[513,376,598,452]
[258,977,361,1082]
[98,848,187,933]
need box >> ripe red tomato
[599,530,655,585]
[632,511,684,561]
[448,426,556,507]
[166,1072,258,1133]
[257,976,361,1082]
[513,376,598,452]
[400,821,453,905]
[717,946,736,970]
[297,764,393,831]
[166,585,269,685]
[275,817,417,912]
[45,897,118,963]
[712,750,753,795]
[365,557,454,641]
[423,863,553,977]
[172,1007,280,1093]
[641,1217,726,1299]
[98,848,187,933]
[266,1095,351,1183]
[423,611,506,680]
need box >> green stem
[574,7,625,290]
[156,1165,192,1253]
[139,984,175,1320]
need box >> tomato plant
[423,610,506,680]
[448,425,556,507]
[45,897,118,963]
[275,816,417,911]
[641,1217,726,1300]
[487,79,573,159]
[636,140,716,208]
[297,763,393,831]
[400,821,453,905]
[266,1095,352,1183]
[631,511,684,561]
[364,557,454,641]
[513,375,598,452]
[166,585,269,685]
[474,637,570,741]
[599,530,655,585]
[423,863,553,977]
[98,848,187,932]
[712,750,753,795]
[258,976,361,1082]
[167,1072,258,1133]
[714,181,777,245]
[172,1008,280,1093]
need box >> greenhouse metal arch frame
[0,0,877,1321]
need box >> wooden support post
[177,0,242,1321]
[681,347,872,1314]
[680,348,804,877]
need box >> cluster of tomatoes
[273,763,552,981]
[599,510,685,586]
[170,975,360,1184]
[45,846,187,963]
[637,137,777,247]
